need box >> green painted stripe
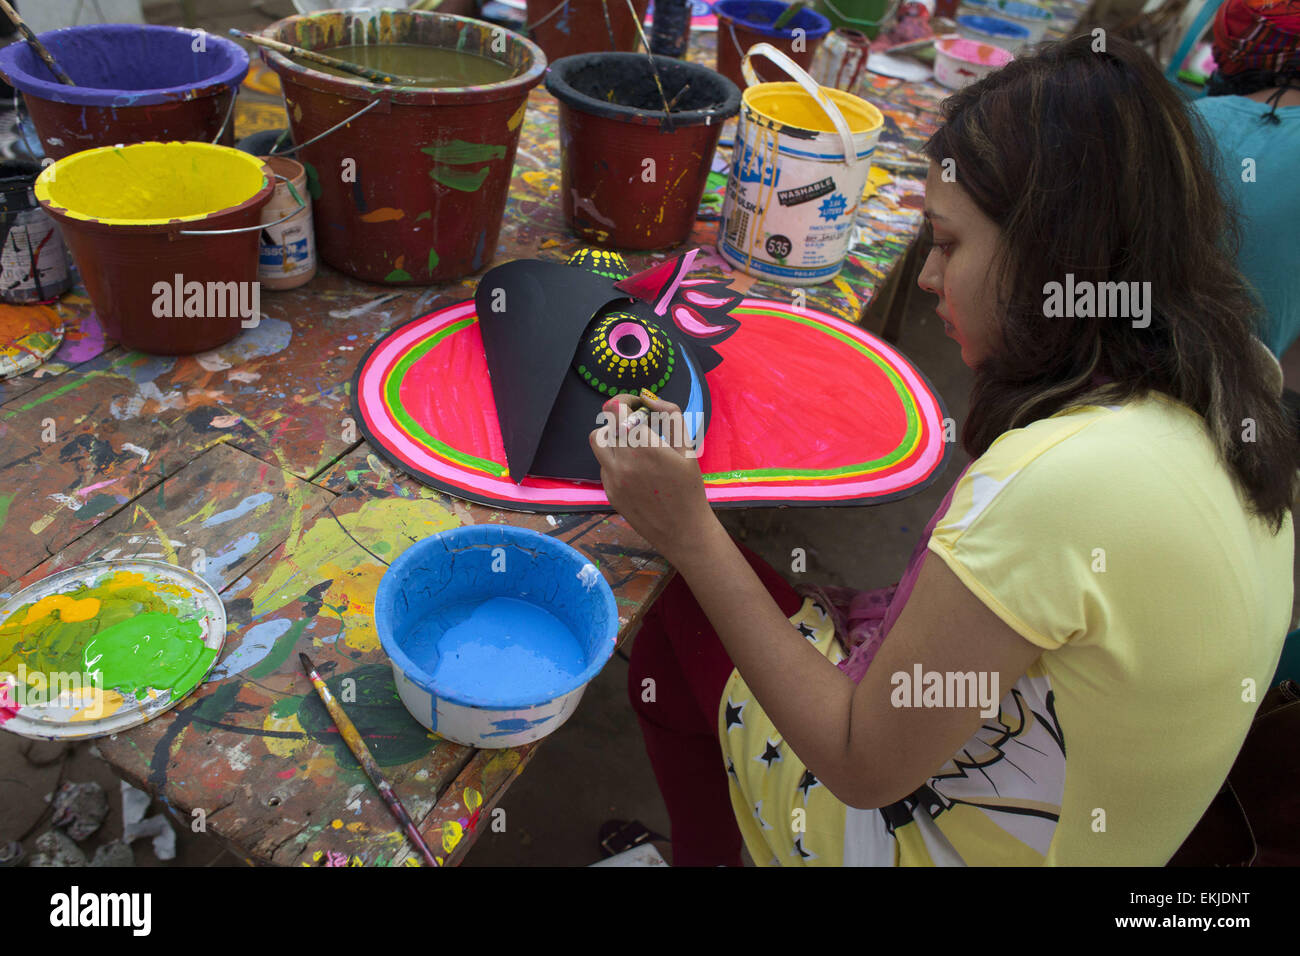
[699,306,923,481]
[381,316,509,477]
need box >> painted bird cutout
[474,247,743,484]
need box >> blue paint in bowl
[0,24,249,107]
[375,525,618,711]
[956,14,1031,40]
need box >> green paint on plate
[427,248,439,274]
[385,268,413,283]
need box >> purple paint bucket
[0,25,249,160]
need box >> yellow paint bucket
[35,142,274,355]
[719,43,883,285]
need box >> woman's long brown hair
[923,34,1297,532]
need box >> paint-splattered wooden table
[0,14,1074,864]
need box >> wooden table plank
[5,441,334,596]
[95,441,669,866]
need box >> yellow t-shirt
[720,394,1292,865]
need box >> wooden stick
[624,0,675,125]
[773,1,808,30]
[230,29,423,86]
[0,0,75,86]
[299,653,441,868]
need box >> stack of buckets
[0,11,546,355]
[718,44,883,286]
[0,24,263,354]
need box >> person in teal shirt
[1191,0,1300,358]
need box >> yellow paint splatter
[262,711,309,759]
[441,819,464,854]
[331,818,343,829]
[70,688,125,722]
[831,276,860,321]
[360,208,405,223]
[483,748,522,778]
[507,100,527,131]
[23,594,100,624]
[345,821,370,833]
[250,496,460,621]
[463,788,482,813]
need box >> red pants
[627,544,803,866]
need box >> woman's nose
[917,248,942,296]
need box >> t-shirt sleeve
[926,417,1112,651]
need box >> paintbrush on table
[299,652,440,868]
[0,0,75,86]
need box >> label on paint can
[718,94,881,285]
[258,216,315,281]
[0,205,71,304]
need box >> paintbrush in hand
[299,653,440,867]
[0,0,75,86]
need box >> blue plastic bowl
[375,525,619,747]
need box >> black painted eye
[573,310,674,396]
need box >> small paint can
[0,161,72,304]
[719,44,883,285]
[257,155,316,290]
[810,28,873,97]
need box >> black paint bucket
[0,161,71,304]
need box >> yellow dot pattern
[575,311,674,396]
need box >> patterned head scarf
[1213,0,1300,76]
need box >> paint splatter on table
[0,7,1085,865]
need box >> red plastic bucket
[259,10,546,284]
[526,0,652,62]
[546,52,740,249]
[35,143,274,355]
[0,25,248,160]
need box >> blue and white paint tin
[718,44,883,285]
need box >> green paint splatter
[0,493,11,530]
[427,248,439,274]
[78,494,119,519]
[416,211,432,221]
[83,613,213,696]
[302,161,323,200]
[291,663,436,770]
[385,268,413,282]
[420,141,506,164]
[0,578,214,701]
[430,165,490,193]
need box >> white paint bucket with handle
[718,42,883,286]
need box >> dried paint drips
[0,572,215,700]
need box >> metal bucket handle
[267,97,385,158]
[741,42,859,165]
[174,171,307,238]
